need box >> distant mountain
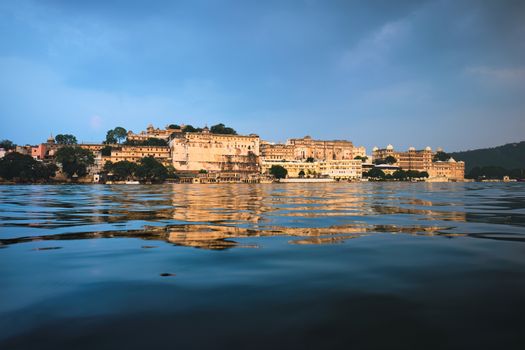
[451,141,525,172]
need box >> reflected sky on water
[1,183,524,349]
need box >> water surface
[1,183,524,349]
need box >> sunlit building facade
[127,124,181,142]
[170,127,260,173]
[287,136,354,161]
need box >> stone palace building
[25,124,465,182]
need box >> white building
[319,159,363,180]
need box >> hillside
[451,141,525,172]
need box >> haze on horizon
[1,0,524,152]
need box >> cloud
[1,0,525,150]
[338,18,410,71]
[465,66,525,84]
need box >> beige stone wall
[260,142,295,161]
[170,131,260,172]
[79,144,109,152]
[373,146,433,172]
[372,147,397,162]
[102,145,172,167]
[261,160,318,178]
[397,150,433,171]
[127,124,180,141]
[287,136,354,161]
[261,137,365,163]
[261,159,362,179]
[319,160,362,180]
[429,160,465,181]
[351,146,367,159]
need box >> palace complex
[261,136,364,161]
[373,144,465,182]
[261,159,363,180]
[169,127,260,173]
[11,124,466,182]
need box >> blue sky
[1,0,524,152]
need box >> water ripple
[1,182,524,247]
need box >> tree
[210,123,237,135]
[0,139,15,150]
[104,129,117,144]
[433,151,451,162]
[270,165,287,179]
[420,171,429,178]
[55,146,95,178]
[124,138,168,146]
[0,152,57,181]
[100,146,113,156]
[393,169,407,180]
[467,166,508,180]
[306,157,315,163]
[405,170,419,178]
[166,165,177,178]
[509,168,525,180]
[183,125,198,132]
[55,134,77,145]
[354,156,368,162]
[298,170,305,178]
[103,161,114,173]
[366,168,386,179]
[106,161,138,181]
[384,156,397,164]
[135,156,168,183]
[144,138,168,146]
[104,127,127,144]
[168,124,181,129]
[100,146,113,157]
[113,127,127,143]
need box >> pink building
[31,144,47,160]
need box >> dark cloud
[0,0,524,150]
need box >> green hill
[451,141,525,172]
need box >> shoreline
[1,179,518,185]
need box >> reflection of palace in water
[169,184,268,223]
[1,220,465,251]
[42,184,467,231]
[3,184,468,250]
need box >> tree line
[364,169,429,180]
[0,146,94,182]
[168,123,237,134]
[0,146,170,183]
[103,157,172,183]
[0,153,57,182]
[467,166,525,180]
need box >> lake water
[1,183,524,349]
